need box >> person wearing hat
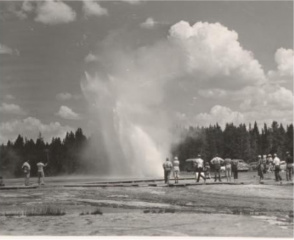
[163,158,173,184]
[273,153,282,182]
[285,151,293,181]
[173,156,180,184]
[257,155,264,183]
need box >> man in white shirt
[173,157,180,184]
[37,161,47,185]
[22,160,31,186]
[273,153,282,182]
[194,155,206,183]
[210,154,224,182]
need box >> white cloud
[0,44,14,55]
[194,105,245,128]
[0,103,26,115]
[84,53,99,63]
[82,0,108,17]
[168,21,266,88]
[56,105,81,120]
[268,48,293,85]
[0,117,74,144]
[274,48,293,77]
[140,18,157,29]
[35,0,76,25]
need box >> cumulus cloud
[194,105,245,128]
[0,103,26,115]
[140,17,157,29]
[0,44,14,55]
[35,0,76,25]
[268,48,293,86]
[82,0,108,17]
[56,105,81,120]
[0,117,74,144]
[169,21,266,88]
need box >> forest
[0,121,293,178]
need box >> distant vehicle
[233,159,250,172]
[249,161,258,171]
[184,158,197,172]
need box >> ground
[0,171,293,237]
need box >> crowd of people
[163,152,293,185]
[256,152,293,183]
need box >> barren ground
[0,171,293,237]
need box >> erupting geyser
[81,71,171,178]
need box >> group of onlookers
[163,151,293,185]
[163,154,239,184]
[257,152,293,183]
[21,160,48,186]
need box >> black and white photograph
[0,0,293,237]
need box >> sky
[0,0,293,144]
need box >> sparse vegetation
[1,205,66,217]
[80,208,103,216]
[25,205,65,216]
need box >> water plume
[81,65,172,177]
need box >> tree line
[0,121,292,178]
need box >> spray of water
[81,70,171,178]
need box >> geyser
[81,71,171,178]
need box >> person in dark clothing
[257,155,264,183]
[163,158,172,184]
[210,154,224,182]
[231,159,239,182]
[286,152,293,181]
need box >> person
[257,155,264,183]
[262,155,267,174]
[204,161,211,179]
[22,160,31,186]
[210,154,224,182]
[224,157,232,182]
[231,159,239,182]
[195,155,206,183]
[173,157,180,184]
[267,154,274,173]
[163,158,172,184]
[285,152,293,181]
[36,161,47,185]
[273,153,282,182]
